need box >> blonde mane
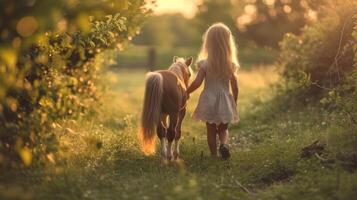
[169,58,185,81]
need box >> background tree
[193,0,322,48]
[194,0,238,40]
[133,14,200,47]
[234,0,309,47]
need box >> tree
[233,0,311,47]
[194,0,238,37]
[194,0,321,48]
[133,14,200,47]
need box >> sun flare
[149,0,202,18]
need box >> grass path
[2,68,356,200]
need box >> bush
[279,0,357,127]
[0,0,149,168]
[277,1,357,175]
[279,0,356,98]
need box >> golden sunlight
[150,0,202,18]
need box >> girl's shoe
[219,144,230,160]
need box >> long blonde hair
[198,23,239,79]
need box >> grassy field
[107,45,277,70]
[1,68,356,200]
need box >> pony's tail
[139,72,163,155]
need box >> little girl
[187,23,239,159]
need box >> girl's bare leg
[218,123,230,159]
[206,122,218,156]
[217,123,229,145]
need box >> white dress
[192,61,239,125]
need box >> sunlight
[2,0,356,199]
[150,0,202,18]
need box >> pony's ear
[173,56,179,63]
[185,57,193,67]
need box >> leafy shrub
[279,0,356,98]
[323,14,357,126]
[279,1,357,127]
[0,0,150,168]
[278,1,357,176]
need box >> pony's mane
[169,58,186,81]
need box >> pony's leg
[157,115,167,159]
[174,108,186,160]
[167,113,179,160]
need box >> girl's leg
[206,122,218,156]
[217,123,229,145]
[218,123,230,159]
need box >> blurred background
[111,0,321,70]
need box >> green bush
[279,0,356,98]
[323,14,357,127]
[0,0,149,168]
[279,0,357,127]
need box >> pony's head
[171,56,193,88]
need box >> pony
[140,56,193,160]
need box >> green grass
[1,68,356,200]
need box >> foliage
[279,0,356,99]
[278,0,357,134]
[232,0,319,47]
[0,0,150,168]
[325,12,357,126]
[193,0,321,48]
[195,0,237,36]
[134,14,201,47]
[133,0,320,49]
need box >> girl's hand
[187,66,205,94]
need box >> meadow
[107,45,277,70]
[1,66,356,200]
[1,1,356,199]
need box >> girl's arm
[187,67,205,95]
[230,73,238,104]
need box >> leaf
[65,128,75,134]
[0,49,17,69]
[108,31,115,38]
[39,97,54,108]
[99,37,107,45]
[19,148,32,167]
[114,13,120,20]
[89,41,96,48]
[46,153,56,164]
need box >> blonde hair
[197,23,239,79]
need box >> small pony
[140,56,193,160]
